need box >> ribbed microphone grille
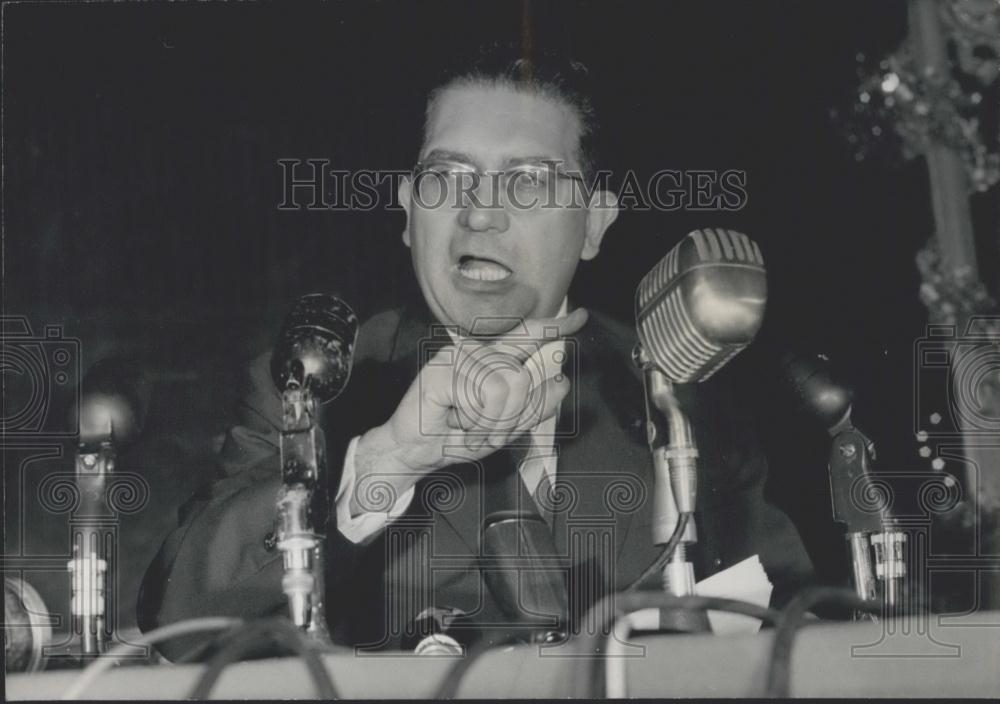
[639,286,724,383]
[637,228,765,383]
[637,228,763,309]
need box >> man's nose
[457,177,510,232]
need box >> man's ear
[398,176,413,247]
[580,189,619,261]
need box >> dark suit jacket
[137,303,815,658]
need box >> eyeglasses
[410,159,587,210]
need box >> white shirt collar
[444,297,570,345]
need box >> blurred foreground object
[4,576,53,673]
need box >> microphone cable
[60,616,241,699]
[172,636,226,664]
[171,621,253,664]
[187,618,339,700]
[433,631,523,700]
[623,512,691,593]
[764,585,881,698]
[575,591,782,698]
[172,615,352,664]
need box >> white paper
[694,554,773,634]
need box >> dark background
[4,0,996,637]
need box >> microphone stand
[826,413,906,617]
[275,369,332,645]
[69,432,114,657]
[633,345,698,597]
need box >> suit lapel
[550,316,660,590]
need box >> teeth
[458,260,511,282]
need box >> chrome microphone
[270,293,358,403]
[636,227,767,384]
[270,293,358,641]
[634,228,766,595]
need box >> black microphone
[636,227,767,384]
[774,350,880,528]
[481,510,567,645]
[778,351,853,435]
[775,350,899,609]
[270,293,359,402]
[78,357,151,446]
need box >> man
[138,47,815,657]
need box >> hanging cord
[187,618,339,700]
[623,512,691,592]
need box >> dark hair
[422,43,601,180]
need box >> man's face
[399,83,617,335]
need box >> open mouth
[456,255,513,282]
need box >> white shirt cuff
[335,435,415,544]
